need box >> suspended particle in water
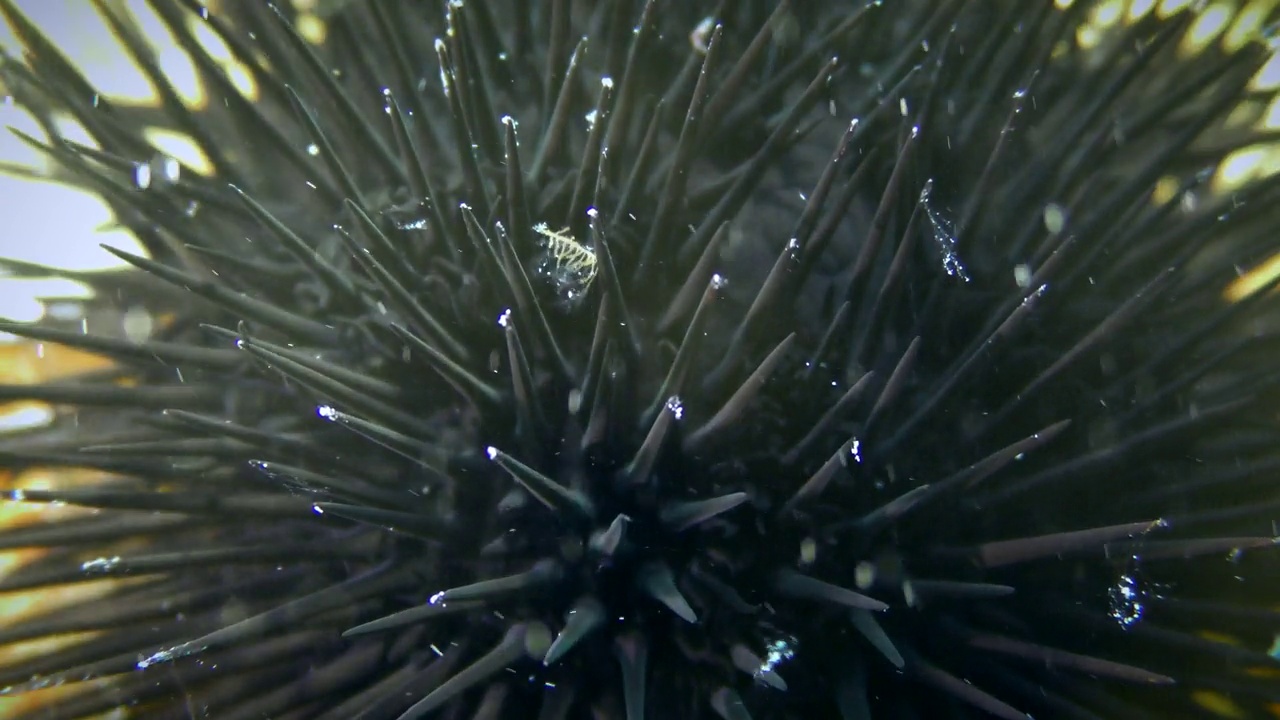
[535,222,598,308]
[919,179,970,282]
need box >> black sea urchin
[3,0,1280,718]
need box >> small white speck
[666,396,684,420]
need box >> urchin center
[479,441,712,642]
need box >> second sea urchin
[3,1,1280,718]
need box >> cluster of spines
[1,1,1280,719]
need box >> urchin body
[2,1,1280,719]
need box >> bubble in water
[133,162,152,189]
[1109,560,1153,629]
[81,556,122,573]
[160,155,180,184]
[134,154,183,191]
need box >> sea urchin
[3,0,1280,718]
